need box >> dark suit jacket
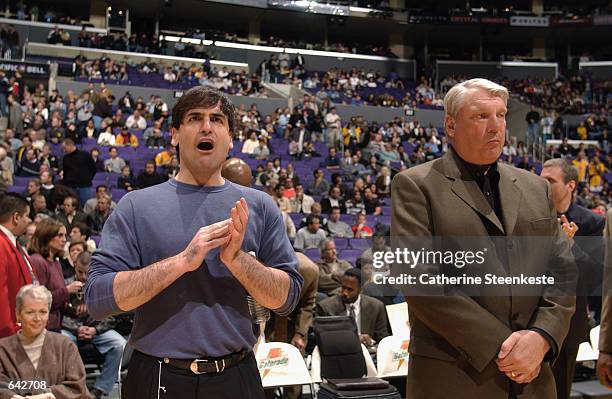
[56,210,91,232]
[320,197,346,214]
[391,149,576,398]
[563,203,604,346]
[316,294,389,343]
[289,128,312,144]
[552,203,604,398]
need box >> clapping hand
[220,198,249,267]
[559,215,578,240]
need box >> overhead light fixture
[215,41,284,53]
[181,37,202,44]
[349,6,373,12]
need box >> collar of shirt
[345,295,361,315]
[558,202,575,219]
[453,148,500,187]
[0,224,17,247]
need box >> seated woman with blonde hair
[0,284,91,399]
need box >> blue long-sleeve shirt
[85,178,303,358]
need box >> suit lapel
[498,164,522,235]
[359,297,370,333]
[442,152,505,234]
[333,296,345,315]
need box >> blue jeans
[92,115,103,130]
[526,123,539,147]
[62,329,126,394]
[0,93,7,116]
[75,186,93,208]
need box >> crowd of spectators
[0,24,20,59]
[71,54,271,98]
[10,1,87,24]
[1,78,612,397]
[162,64,269,97]
[48,27,168,55]
[3,82,608,280]
[74,54,129,81]
[263,35,397,57]
[511,75,611,115]
[441,74,611,115]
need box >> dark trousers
[122,350,265,399]
[553,297,589,399]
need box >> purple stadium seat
[339,249,361,266]
[376,215,391,225]
[289,213,302,228]
[304,248,321,262]
[339,214,353,224]
[333,237,349,250]
[91,235,101,247]
[7,185,25,193]
[349,239,371,251]
[111,188,128,202]
[365,214,378,225]
[13,176,31,186]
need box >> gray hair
[543,158,579,186]
[16,284,52,313]
[444,78,509,118]
[319,238,335,254]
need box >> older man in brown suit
[391,78,576,398]
[597,208,612,388]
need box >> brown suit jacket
[600,208,612,353]
[391,150,576,398]
[316,294,390,343]
[292,252,319,338]
[268,252,319,343]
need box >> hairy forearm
[113,254,186,312]
[227,251,290,310]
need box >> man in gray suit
[317,268,389,346]
[391,78,576,398]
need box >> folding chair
[310,344,378,384]
[256,342,314,396]
[376,336,409,378]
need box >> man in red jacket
[0,193,34,338]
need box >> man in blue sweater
[85,86,303,399]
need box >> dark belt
[161,350,250,374]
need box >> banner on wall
[593,15,612,26]
[0,60,49,77]
[450,15,479,24]
[509,16,550,27]
[551,16,592,26]
[407,14,449,24]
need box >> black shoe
[90,388,105,398]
